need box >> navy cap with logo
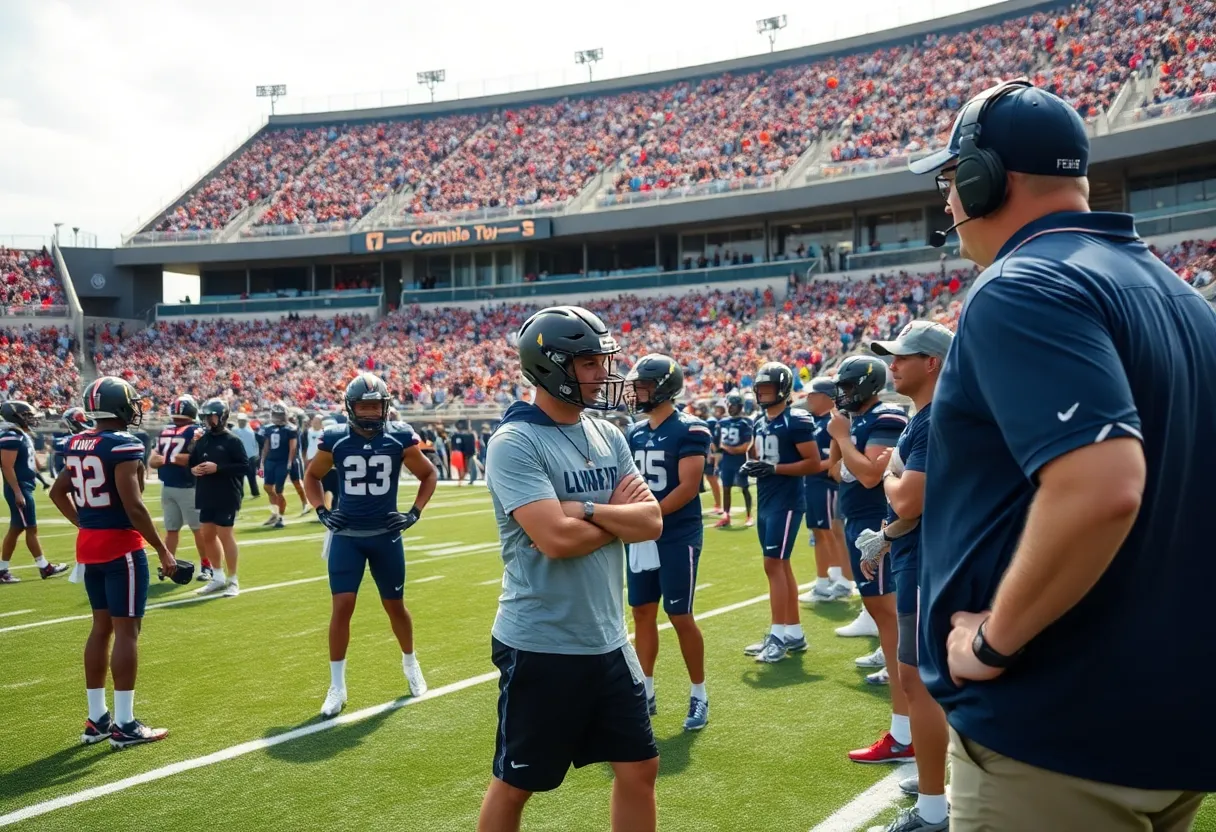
[909,82,1089,177]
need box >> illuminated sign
[354,218,552,253]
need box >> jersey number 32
[66,457,111,508]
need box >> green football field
[1,484,1212,831]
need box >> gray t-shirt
[486,413,638,655]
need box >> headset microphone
[930,217,974,248]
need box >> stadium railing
[0,305,70,318]
[1118,92,1216,129]
[1133,202,1216,237]
[400,257,816,304]
[806,153,928,183]
[154,290,383,318]
[595,174,785,209]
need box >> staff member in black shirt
[187,399,249,599]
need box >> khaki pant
[949,726,1205,832]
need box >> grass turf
[0,485,1212,831]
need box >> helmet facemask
[545,349,626,411]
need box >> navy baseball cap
[909,82,1089,177]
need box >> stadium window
[454,253,473,287]
[475,253,493,286]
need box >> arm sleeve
[0,434,22,450]
[963,272,1142,478]
[392,423,421,449]
[485,428,558,516]
[867,424,904,448]
[678,422,713,458]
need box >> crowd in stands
[1153,236,1215,287]
[142,0,1205,234]
[0,325,79,410]
[0,247,68,310]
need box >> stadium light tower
[256,84,288,115]
[756,15,787,52]
[574,48,603,82]
[417,69,446,103]
[53,222,63,243]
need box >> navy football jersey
[262,423,298,463]
[0,426,38,488]
[838,402,908,519]
[753,406,817,511]
[627,413,712,545]
[320,423,420,533]
[715,416,753,451]
[807,411,833,481]
[705,417,719,449]
[886,403,930,571]
[63,430,146,532]
[155,422,202,488]
[52,433,71,468]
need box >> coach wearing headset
[912,80,1215,830]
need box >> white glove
[854,527,890,578]
[886,448,906,477]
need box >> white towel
[628,540,661,574]
[67,562,85,584]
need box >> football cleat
[272,518,285,529]
[871,807,948,832]
[683,697,709,731]
[800,585,841,605]
[0,571,20,584]
[299,505,313,517]
[222,578,241,598]
[40,563,69,579]
[783,634,810,653]
[848,731,914,764]
[196,577,227,596]
[320,686,347,718]
[261,515,277,527]
[899,775,919,796]
[836,608,880,638]
[713,516,731,529]
[755,633,788,663]
[81,712,113,745]
[195,566,212,583]
[403,657,428,697]
[743,516,755,528]
[855,646,886,668]
[109,719,168,750]
[743,634,770,656]
[866,667,890,686]
[831,581,855,599]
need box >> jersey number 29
[343,454,392,496]
[633,450,667,492]
[66,456,111,508]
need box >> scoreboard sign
[354,217,552,253]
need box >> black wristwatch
[972,619,1022,669]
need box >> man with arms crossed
[913,80,1215,828]
[478,306,662,832]
[624,354,712,731]
[858,321,954,831]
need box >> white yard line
[807,764,915,832]
[695,583,713,591]
[0,583,810,828]
[411,575,444,584]
[0,545,497,636]
[0,609,34,618]
[476,578,502,586]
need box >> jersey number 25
[633,450,668,492]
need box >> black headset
[953,78,1033,219]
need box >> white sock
[114,690,135,726]
[890,713,912,746]
[643,676,654,698]
[86,688,108,721]
[402,652,418,668]
[270,507,280,518]
[0,561,8,573]
[786,623,804,640]
[770,623,784,639]
[815,576,831,590]
[828,566,844,582]
[213,569,226,584]
[34,556,49,569]
[330,659,346,689]
[917,793,948,824]
[690,682,706,701]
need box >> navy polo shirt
[921,211,1216,791]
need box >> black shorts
[199,505,239,527]
[490,637,658,792]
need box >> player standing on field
[149,396,210,582]
[624,354,712,731]
[189,399,249,598]
[739,362,825,664]
[713,393,754,528]
[798,376,852,606]
[50,376,176,749]
[259,403,297,528]
[478,306,662,832]
[0,401,68,583]
[304,373,438,719]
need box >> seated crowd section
[0,247,69,312]
[144,0,1205,236]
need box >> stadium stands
[137,0,1209,235]
[0,325,80,411]
[0,247,68,312]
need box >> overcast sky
[0,0,1000,252]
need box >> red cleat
[848,731,915,764]
[714,516,731,528]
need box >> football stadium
[2,0,1216,828]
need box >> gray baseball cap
[870,320,954,359]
